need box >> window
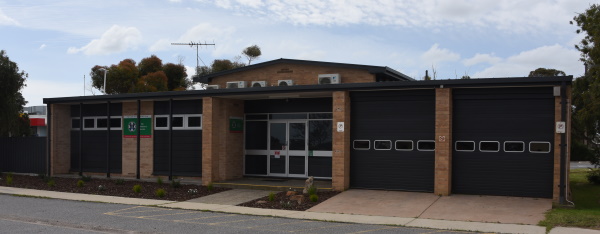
[154,114,202,130]
[374,140,392,150]
[455,141,475,152]
[309,120,332,151]
[84,118,95,129]
[504,141,525,152]
[395,140,413,151]
[530,141,551,153]
[110,117,121,128]
[97,118,108,128]
[75,116,122,130]
[309,113,333,119]
[480,141,500,152]
[417,140,435,151]
[353,140,370,150]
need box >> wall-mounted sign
[274,151,280,159]
[556,121,566,134]
[123,115,152,138]
[439,135,446,142]
[230,117,243,133]
[337,122,344,132]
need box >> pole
[169,99,173,181]
[103,70,107,94]
[136,100,141,179]
[106,101,111,178]
[79,103,83,176]
[46,104,52,176]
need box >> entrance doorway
[268,121,307,177]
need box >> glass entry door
[268,121,307,177]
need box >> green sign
[123,115,152,138]
[229,117,243,133]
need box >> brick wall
[50,104,71,175]
[434,88,452,196]
[332,91,350,191]
[122,101,154,178]
[202,97,245,185]
[553,86,572,203]
[210,63,376,88]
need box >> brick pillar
[552,86,571,203]
[50,104,71,175]
[434,88,452,196]
[122,101,154,178]
[202,97,219,185]
[332,91,351,191]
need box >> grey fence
[0,137,46,174]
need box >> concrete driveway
[308,189,552,225]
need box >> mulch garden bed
[238,190,341,211]
[1,173,229,201]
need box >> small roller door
[452,87,554,198]
[350,90,435,192]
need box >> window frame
[73,116,122,131]
[417,140,436,151]
[504,141,525,153]
[529,141,551,153]
[479,141,500,152]
[455,141,476,152]
[154,114,203,130]
[373,140,392,150]
[394,140,413,151]
[353,140,370,150]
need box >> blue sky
[0,0,590,106]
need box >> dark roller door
[154,130,202,176]
[350,90,435,192]
[452,87,554,198]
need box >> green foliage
[114,179,125,185]
[171,179,181,188]
[163,63,189,91]
[528,68,566,77]
[5,173,13,185]
[309,194,319,202]
[0,50,29,137]
[156,177,163,185]
[571,141,595,161]
[586,169,600,184]
[76,180,85,187]
[80,175,92,182]
[138,55,163,77]
[136,71,169,93]
[132,184,142,193]
[207,183,214,191]
[268,192,275,201]
[155,188,166,198]
[47,179,55,187]
[242,45,262,65]
[307,186,317,196]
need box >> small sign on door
[274,151,280,159]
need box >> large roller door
[350,90,435,192]
[452,87,554,198]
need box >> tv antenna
[171,41,215,70]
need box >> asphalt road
[570,161,595,169]
[0,194,481,234]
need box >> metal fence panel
[0,137,47,174]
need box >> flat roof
[44,76,573,104]
[193,58,415,83]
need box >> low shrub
[98,185,106,191]
[80,175,92,182]
[76,180,85,187]
[586,169,600,185]
[268,192,275,201]
[309,194,319,202]
[132,184,142,193]
[307,186,317,195]
[47,179,55,187]
[6,173,13,186]
[114,179,125,185]
[155,188,166,198]
[207,183,214,191]
[171,179,181,188]
[156,177,163,185]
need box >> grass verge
[539,168,600,230]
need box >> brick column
[122,101,154,178]
[332,91,351,191]
[50,104,71,175]
[434,88,452,196]
[552,86,571,203]
[202,97,219,185]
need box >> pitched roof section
[192,58,414,83]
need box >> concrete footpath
[0,186,598,234]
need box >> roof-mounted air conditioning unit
[226,81,246,89]
[205,85,220,90]
[318,74,341,84]
[251,81,266,88]
[278,80,293,86]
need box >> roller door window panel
[395,140,413,151]
[417,140,435,151]
[504,141,525,152]
[529,141,551,153]
[479,141,500,152]
[353,140,370,150]
[455,141,475,152]
[154,114,202,130]
[374,140,392,150]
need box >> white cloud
[0,8,19,26]
[39,44,47,50]
[421,43,460,66]
[67,25,142,55]
[472,44,582,78]
[463,53,502,66]
[23,79,84,106]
